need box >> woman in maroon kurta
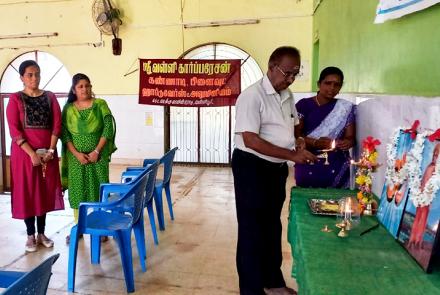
[6,60,64,252]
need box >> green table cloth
[287,187,440,295]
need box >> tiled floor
[0,164,297,294]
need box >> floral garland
[407,132,440,207]
[355,136,381,205]
[384,127,409,186]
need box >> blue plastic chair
[67,169,150,293]
[127,147,178,231]
[0,253,59,295]
[121,161,160,245]
[100,166,157,269]
[151,147,177,230]
[96,162,158,270]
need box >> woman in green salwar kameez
[61,73,116,229]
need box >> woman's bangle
[93,149,100,155]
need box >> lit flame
[331,140,336,150]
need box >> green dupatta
[61,98,117,189]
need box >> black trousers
[232,149,288,295]
[24,214,47,236]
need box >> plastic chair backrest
[129,170,150,224]
[158,147,177,184]
[81,170,150,232]
[101,166,151,202]
[144,161,159,205]
[1,253,59,295]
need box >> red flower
[428,128,440,142]
[362,136,381,152]
[403,120,420,140]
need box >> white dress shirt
[234,75,299,163]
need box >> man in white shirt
[232,46,317,295]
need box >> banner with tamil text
[139,59,241,107]
[375,0,440,23]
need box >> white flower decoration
[407,132,440,207]
[385,127,411,187]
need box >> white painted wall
[104,92,322,164]
[356,95,440,196]
[294,92,440,197]
[103,95,165,164]
[4,88,437,195]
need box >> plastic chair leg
[90,234,102,264]
[164,184,174,220]
[115,230,135,293]
[146,202,159,245]
[133,221,147,272]
[67,226,80,292]
[153,186,165,231]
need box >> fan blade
[96,12,108,26]
[105,0,114,10]
[103,0,110,11]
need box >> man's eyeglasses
[276,66,299,79]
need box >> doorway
[168,43,263,164]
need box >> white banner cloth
[375,0,440,23]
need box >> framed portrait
[397,138,440,272]
[377,130,413,237]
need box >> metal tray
[308,199,340,216]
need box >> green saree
[61,98,116,209]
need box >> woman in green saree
[61,73,116,241]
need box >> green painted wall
[314,0,440,96]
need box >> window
[1,51,71,156]
[1,51,71,190]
